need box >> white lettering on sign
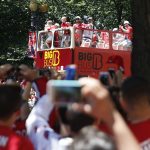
[0,136,8,147]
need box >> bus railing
[37,27,132,51]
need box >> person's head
[61,16,67,23]
[58,104,95,134]
[120,76,150,111]
[47,20,53,26]
[55,23,60,28]
[19,64,37,81]
[88,17,93,23]
[75,16,82,23]
[69,126,116,150]
[123,20,130,28]
[0,64,13,80]
[0,85,22,125]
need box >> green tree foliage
[0,0,131,64]
[46,0,131,29]
[0,0,30,64]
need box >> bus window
[80,29,110,49]
[54,29,71,48]
[39,31,52,50]
[112,32,132,51]
[99,31,110,49]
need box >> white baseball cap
[75,16,81,20]
[113,28,118,31]
[124,20,130,25]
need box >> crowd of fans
[0,63,149,150]
[40,16,133,50]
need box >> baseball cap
[75,16,81,20]
[113,28,118,31]
[47,20,53,24]
[124,20,130,25]
[88,17,93,20]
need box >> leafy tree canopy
[0,0,131,65]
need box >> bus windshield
[38,28,73,50]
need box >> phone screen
[50,80,82,103]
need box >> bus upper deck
[37,27,132,51]
[29,27,132,77]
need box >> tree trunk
[131,0,150,82]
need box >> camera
[108,68,115,79]
[99,72,110,86]
[48,80,82,103]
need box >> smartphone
[99,72,109,86]
[108,68,115,79]
[65,65,77,80]
[48,80,82,103]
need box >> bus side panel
[35,49,73,69]
[74,47,131,78]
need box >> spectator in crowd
[69,126,116,150]
[120,76,150,149]
[19,64,48,101]
[19,64,59,131]
[0,84,34,149]
[0,64,13,83]
[26,77,140,150]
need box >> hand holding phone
[47,80,82,104]
[99,72,110,86]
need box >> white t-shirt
[26,95,73,150]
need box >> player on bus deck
[119,20,133,40]
[61,16,71,48]
[73,16,85,46]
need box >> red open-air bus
[31,27,131,78]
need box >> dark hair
[121,76,150,105]
[39,68,52,77]
[0,84,22,120]
[66,110,95,133]
[69,126,116,150]
[57,104,95,133]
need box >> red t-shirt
[61,22,70,28]
[0,125,34,150]
[47,25,57,31]
[73,23,85,29]
[99,119,150,150]
[125,26,133,40]
[32,76,48,100]
[13,119,26,137]
[61,22,71,35]
[128,119,150,149]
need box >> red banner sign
[74,47,131,78]
[35,49,73,69]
